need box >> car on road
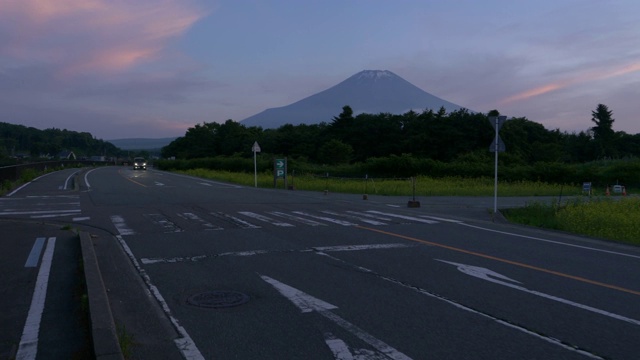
[133,157,147,170]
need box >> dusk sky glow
[1,0,639,140]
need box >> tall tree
[590,104,616,158]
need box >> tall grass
[503,197,640,245]
[178,169,580,197]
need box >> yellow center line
[356,225,640,297]
[118,169,147,187]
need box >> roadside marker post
[489,115,507,215]
[252,141,261,187]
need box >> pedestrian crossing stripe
[110,209,448,236]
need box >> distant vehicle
[133,157,147,170]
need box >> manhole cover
[187,291,250,309]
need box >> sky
[1,0,639,140]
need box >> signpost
[273,158,287,188]
[489,115,507,215]
[252,141,261,187]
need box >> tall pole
[252,141,260,188]
[493,116,499,214]
[254,149,257,188]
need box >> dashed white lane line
[140,243,414,265]
[110,215,135,235]
[16,237,56,360]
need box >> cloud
[499,60,640,105]
[0,0,206,76]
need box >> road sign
[274,158,286,179]
[489,136,506,152]
[488,115,507,131]
[252,141,261,153]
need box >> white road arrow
[260,275,412,360]
[438,260,640,326]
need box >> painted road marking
[320,251,605,360]
[292,211,357,226]
[269,211,325,226]
[261,275,412,360]
[16,237,56,360]
[238,211,294,227]
[110,215,136,236]
[420,215,461,223]
[440,260,640,326]
[366,211,439,224]
[106,209,446,236]
[115,235,204,359]
[211,212,261,229]
[25,238,46,267]
[144,214,183,233]
[140,243,413,265]
[321,210,387,226]
[357,225,640,297]
[459,222,640,260]
[177,212,222,230]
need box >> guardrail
[0,160,112,184]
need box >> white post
[252,141,261,188]
[493,117,499,214]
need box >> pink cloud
[500,60,640,105]
[0,0,206,75]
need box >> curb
[80,231,124,360]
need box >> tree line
[161,104,640,166]
[0,122,121,163]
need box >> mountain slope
[107,137,177,150]
[241,70,464,128]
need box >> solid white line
[320,252,604,360]
[16,237,56,360]
[366,211,439,224]
[458,223,640,260]
[7,172,56,197]
[313,243,412,252]
[7,182,31,197]
[115,235,204,359]
[0,209,81,215]
[25,238,46,267]
[420,215,461,223]
[63,170,80,190]
[85,168,100,189]
[261,275,412,360]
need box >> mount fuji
[240,70,464,129]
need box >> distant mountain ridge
[107,137,177,150]
[240,70,464,129]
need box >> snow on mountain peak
[355,70,395,81]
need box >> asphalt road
[2,166,639,359]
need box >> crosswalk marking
[292,211,357,226]
[144,214,183,233]
[269,211,326,226]
[321,210,387,226]
[178,212,222,230]
[110,209,444,236]
[366,210,439,224]
[211,212,261,229]
[238,212,294,227]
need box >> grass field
[179,168,638,245]
[178,169,581,197]
[502,197,640,246]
